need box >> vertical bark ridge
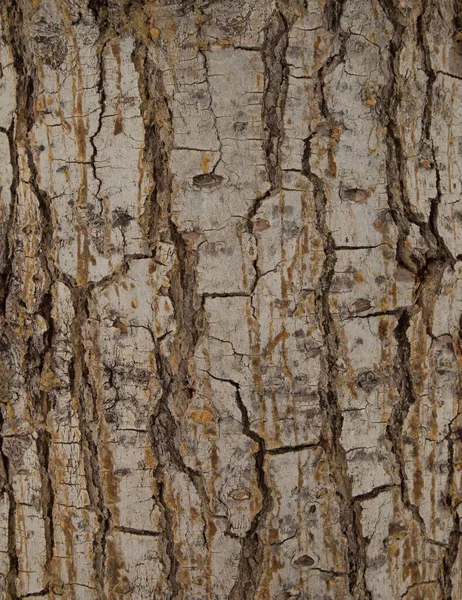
[376,0,431,553]
[0,10,21,594]
[69,289,109,599]
[0,119,17,315]
[377,0,454,545]
[301,2,373,597]
[0,409,18,600]
[227,379,272,600]
[3,2,55,595]
[302,142,372,599]
[132,41,207,597]
[262,7,290,193]
[416,3,462,594]
[228,4,296,596]
[441,420,461,600]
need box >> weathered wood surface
[1,0,462,598]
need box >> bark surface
[0,0,462,598]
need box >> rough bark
[0,0,462,598]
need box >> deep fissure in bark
[133,41,207,597]
[302,134,372,599]
[262,8,290,192]
[69,290,110,599]
[227,378,272,600]
[299,4,373,596]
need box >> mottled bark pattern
[0,0,462,598]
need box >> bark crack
[376,2,455,562]
[0,408,18,600]
[133,42,208,597]
[262,7,291,193]
[303,132,372,598]
[225,378,272,600]
[69,290,109,600]
[300,4,372,595]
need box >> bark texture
[1,0,462,598]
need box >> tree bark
[0,0,462,598]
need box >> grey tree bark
[0,0,462,598]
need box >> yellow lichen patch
[39,370,63,392]
[106,537,127,595]
[113,114,123,135]
[263,330,290,361]
[190,409,214,424]
[231,489,251,501]
[253,218,271,232]
[112,580,133,595]
[201,153,210,173]
[379,298,389,312]
[327,126,341,177]
[150,27,160,38]
[256,72,263,92]
[420,158,432,170]
[183,231,202,244]
[113,316,129,335]
[49,578,65,595]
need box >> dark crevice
[261,8,291,192]
[3,2,57,594]
[0,119,18,316]
[0,408,18,600]
[133,42,206,598]
[352,484,398,503]
[0,0,35,320]
[113,526,162,537]
[324,0,345,31]
[87,0,109,29]
[439,416,461,599]
[35,292,55,581]
[300,7,371,594]
[247,5,293,301]
[376,3,427,276]
[35,429,54,576]
[19,589,50,599]
[266,442,320,455]
[376,4,456,573]
[134,44,182,597]
[387,311,427,530]
[377,0,453,288]
[415,0,454,331]
[69,290,109,599]
[303,133,371,599]
[227,380,272,600]
[89,39,109,215]
[156,478,180,598]
[343,308,400,321]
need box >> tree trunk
[0,0,461,598]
